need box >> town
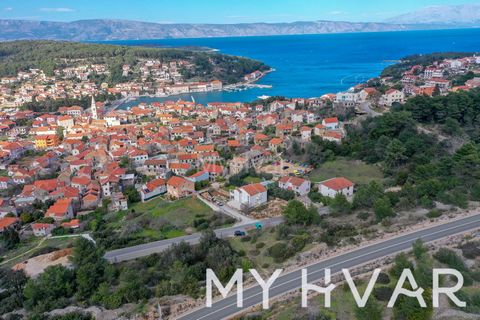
[1,43,480,320]
[0,57,227,110]
[0,52,480,263]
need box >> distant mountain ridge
[386,4,480,26]
[0,19,447,41]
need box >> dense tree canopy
[0,40,269,84]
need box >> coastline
[108,68,275,111]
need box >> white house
[335,91,360,104]
[32,223,55,237]
[0,177,10,190]
[322,117,339,130]
[111,192,128,211]
[300,126,312,141]
[129,149,149,166]
[230,183,267,209]
[319,177,354,198]
[380,89,405,106]
[140,178,166,202]
[278,176,311,196]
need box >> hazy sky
[1,0,479,23]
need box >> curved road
[104,217,283,263]
[178,214,480,320]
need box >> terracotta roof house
[140,178,167,202]
[203,163,225,180]
[319,177,354,198]
[278,176,311,196]
[230,182,267,210]
[322,117,339,130]
[32,223,55,237]
[45,198,74,222]
[0,217,19,232]
[166,176,195,199]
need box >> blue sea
[104,28,480,107]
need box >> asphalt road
[104,217,283,263]
[178,214,480,320]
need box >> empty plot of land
[103,196,220,245]
[309,159,383,185]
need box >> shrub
[240,236,251,242]
[470,269,480,282]
[249,250,260,256]
[29,246,59,258]
[291,234,309,251]
[267,242,294,263]
[459,242,480,259]
[426,209,442,219]
[433,248,468,272]
[255,242,265,249]
[320,224,357,247]
[373,286,393,302]
[357,212,370,221]
[377,272,390,285]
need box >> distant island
[1,4,480,41]
[0,19,450,42]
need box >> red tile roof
[323,117,339,124]
[146,178,166,190]
[0,217,18,231]
[227,140,241,147]
[279,176,308,187]
[167,176,188,188]
[321,177,354,191]
[241,183,267,196]
[204,163,224,174]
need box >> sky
[1,0,479,23]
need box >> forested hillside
[381,52,475,79]
[0,40,269,84]
[302,88,480,216]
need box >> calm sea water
[104,28,480,107]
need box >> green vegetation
[329,194,353,215]
[1,234,246,316]
[402,88,480,141]
[459,241,480,259]
[254,240,480,320]
[309,158,383,185]
[282,200,319,226]
[227,168,273,187]
[244,176,262,184]
[230,201,320,268]
[267,182,295,201]
[304,89,480,221]
[381,52,475,79]
[0,228,20,250]
[229,229,279,268]
[454,288,480,314]
[0,40,268,84]
[133,196,211,220]
[319,222,358,247]
[452,70,477,86]
[83,196,234,250]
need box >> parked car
[234,230,246,237]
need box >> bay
[103,28,480,107]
